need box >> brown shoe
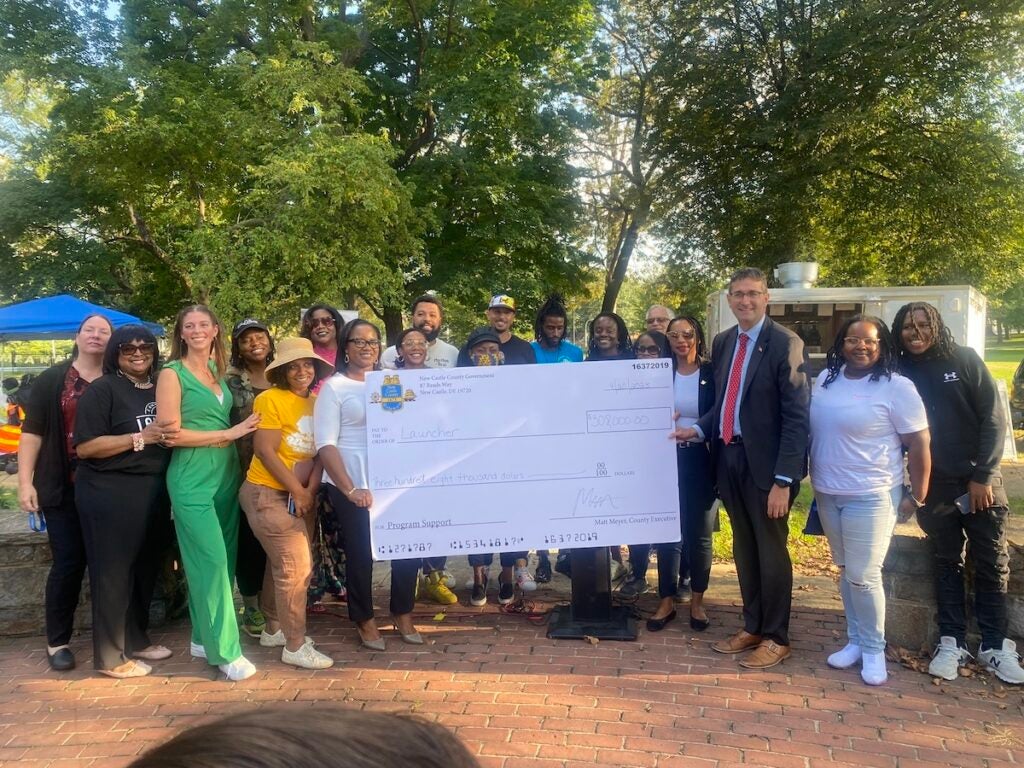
[738,640,792,669]
[711,629,763,654]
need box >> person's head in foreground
[128,706,481,768]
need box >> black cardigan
[21,360,75,508]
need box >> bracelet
[903,486,925,508]
[346,487,358,497]
[131,433,145,452]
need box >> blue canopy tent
[0,295,165,341]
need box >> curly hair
[891,301,957,362]
[821,314,896,388]
[587,312,633,359]
[534,293,569,343]
[666,316,708,366]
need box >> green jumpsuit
[165,360,242,665]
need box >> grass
[712,484,834,570]
[985,333,1024,393]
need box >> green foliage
[651,0,1024,291]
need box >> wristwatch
[774,478,791,489]
[904,486,925,508]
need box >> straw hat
[265,337,334,380]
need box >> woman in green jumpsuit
[156,305,260,681]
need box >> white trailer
[706,274,988,363]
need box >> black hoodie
[899,345,1005,485]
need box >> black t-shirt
[73,374,171,475]
[457,334,538,366]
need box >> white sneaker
[861,651,887,685]
[282,642,334,670]
[827,643,862,670]
[977,639,1024,684]
[190,641,206,659]
[219,655,257,681]
[259,629,315,648]
[515,566,537,592]
[928,636,970,681]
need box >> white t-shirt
[380,338,459,370]
[313,374,368,489]
[809,368,928,495]
[673,369,701,428]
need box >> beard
[416,324,441,343]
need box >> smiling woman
[72,325,175,678]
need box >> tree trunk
[383,305,404,345]
[602,196,652,313]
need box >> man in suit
[673,267,810,668]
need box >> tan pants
[238,480,315,648]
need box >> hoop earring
[396,354,405,365]
[343,353,350,364]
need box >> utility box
[707,266,987,365]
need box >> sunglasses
[667,330,696,340]
[119,342,155,356]
[636,344,662,356]
[307,316,336,328]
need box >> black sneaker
[675,580,693,603]
[497,580,515,605]
[535,559,552,584]
[554,552,572,578]
[470,576,488,606]
[619,578,650,597]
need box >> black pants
[655,444,717,597]
[327,485,419,624]
[236,508,268,598]
[716,443,795,645]
[467,551,527,568]
[76,467,171,670]
[42,492,88,648]
[916,475,1010,649]
[423,557,447,573]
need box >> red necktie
[721,332,749,443]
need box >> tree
[650,0,1024,292]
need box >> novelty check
[365,359,681,560]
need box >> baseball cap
[488,294,516,312]
[232,318,269,339]
[466,326,502,350]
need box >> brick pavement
[1,577,1022,768]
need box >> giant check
[365,359,681,560]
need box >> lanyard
[28,510,47,533]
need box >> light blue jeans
[814,486,902,654]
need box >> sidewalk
[1,562,1021,768]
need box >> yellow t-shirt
[246,387,317,491]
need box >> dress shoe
[711,629,762,654]
[645,610,676,632]
[689,613,710,632]
[739,640,792,669]
[47,647,76,671]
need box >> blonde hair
[169,304,228,378]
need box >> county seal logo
[370,375,416,412]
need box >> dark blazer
[695,316,810,490]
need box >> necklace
[118,369,154,389]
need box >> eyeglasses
[307,316,335,328]
[729,290,765,300]
[667,330,696,340]
[636,345,661,356]
[347,338,381,349]
[843,337,880,349]
[646,317,670,326]
[401,341,427,350]
[119,342,155,356]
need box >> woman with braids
[809,315,930,686]
[893,302,1023,685]
[530,294,583,364]
[645,318,717,632]
[225,319,275,638]
[156,305,261,681]
[585,312,633,362]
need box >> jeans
[815,486,901,654]
[42,494,88,648]
[916,475,1010,649]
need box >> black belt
[724,436,744,445]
